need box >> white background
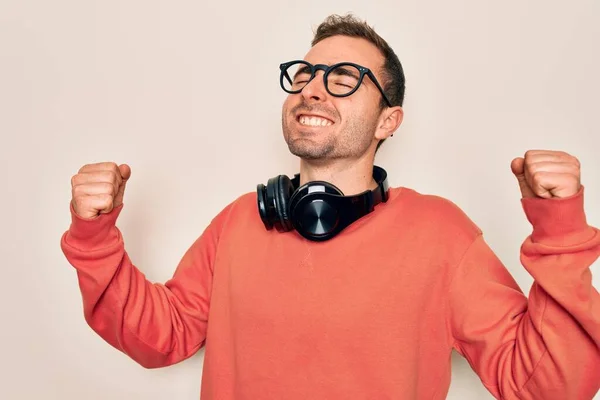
[1,0,598,398]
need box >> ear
[374,106,403,140]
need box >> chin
[287,138,335,160]
[283,118,338,158]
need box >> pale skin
[71,162,131,220]
[70,37,582,220]
[280,35,403,194]
[511,150,581,199]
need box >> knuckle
[72,196,86,210]
[73,184,85,196]
[104,182,117,196]
[108,172,120,189]
[531,172,543,185]
[102,193,114,208]
[97,194,112,210]
[112,166,123,182]
[529,172,539,183]
[106,162,119,173]
[530,165,543,176]
[99,170,113,183]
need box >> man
[61,14,600,400]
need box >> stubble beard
[283,121,336,160]
[282,112,377,161]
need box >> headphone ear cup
[257,177,277,230]
[256,183,271,229]
[289,181,344,240]
[275,175,294,232]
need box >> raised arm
[449,150,600,399]
[60,162,228,368]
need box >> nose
[300,71,327,103]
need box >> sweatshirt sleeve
[447,185,600,400]
[60,201,231,369]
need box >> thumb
[510,157,535,199]
[114,164,131,207]
[119,164,131,181]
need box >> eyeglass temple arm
[367,71,393,107]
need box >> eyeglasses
[279,60,393,107]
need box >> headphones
[256,166,389,241]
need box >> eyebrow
[330,66,359,80]
[293,65,312,80]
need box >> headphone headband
[257,166,389,241]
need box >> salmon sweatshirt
[60,185,600,399]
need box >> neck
[298,156,378,196]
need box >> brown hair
[311,14,405,150]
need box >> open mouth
[296,114,334,127]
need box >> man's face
[281,35,388,161]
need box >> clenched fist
[71,162,131,219]
[510,150,581,199]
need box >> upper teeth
[299,115,332,126]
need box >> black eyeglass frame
[279,60,393,108]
